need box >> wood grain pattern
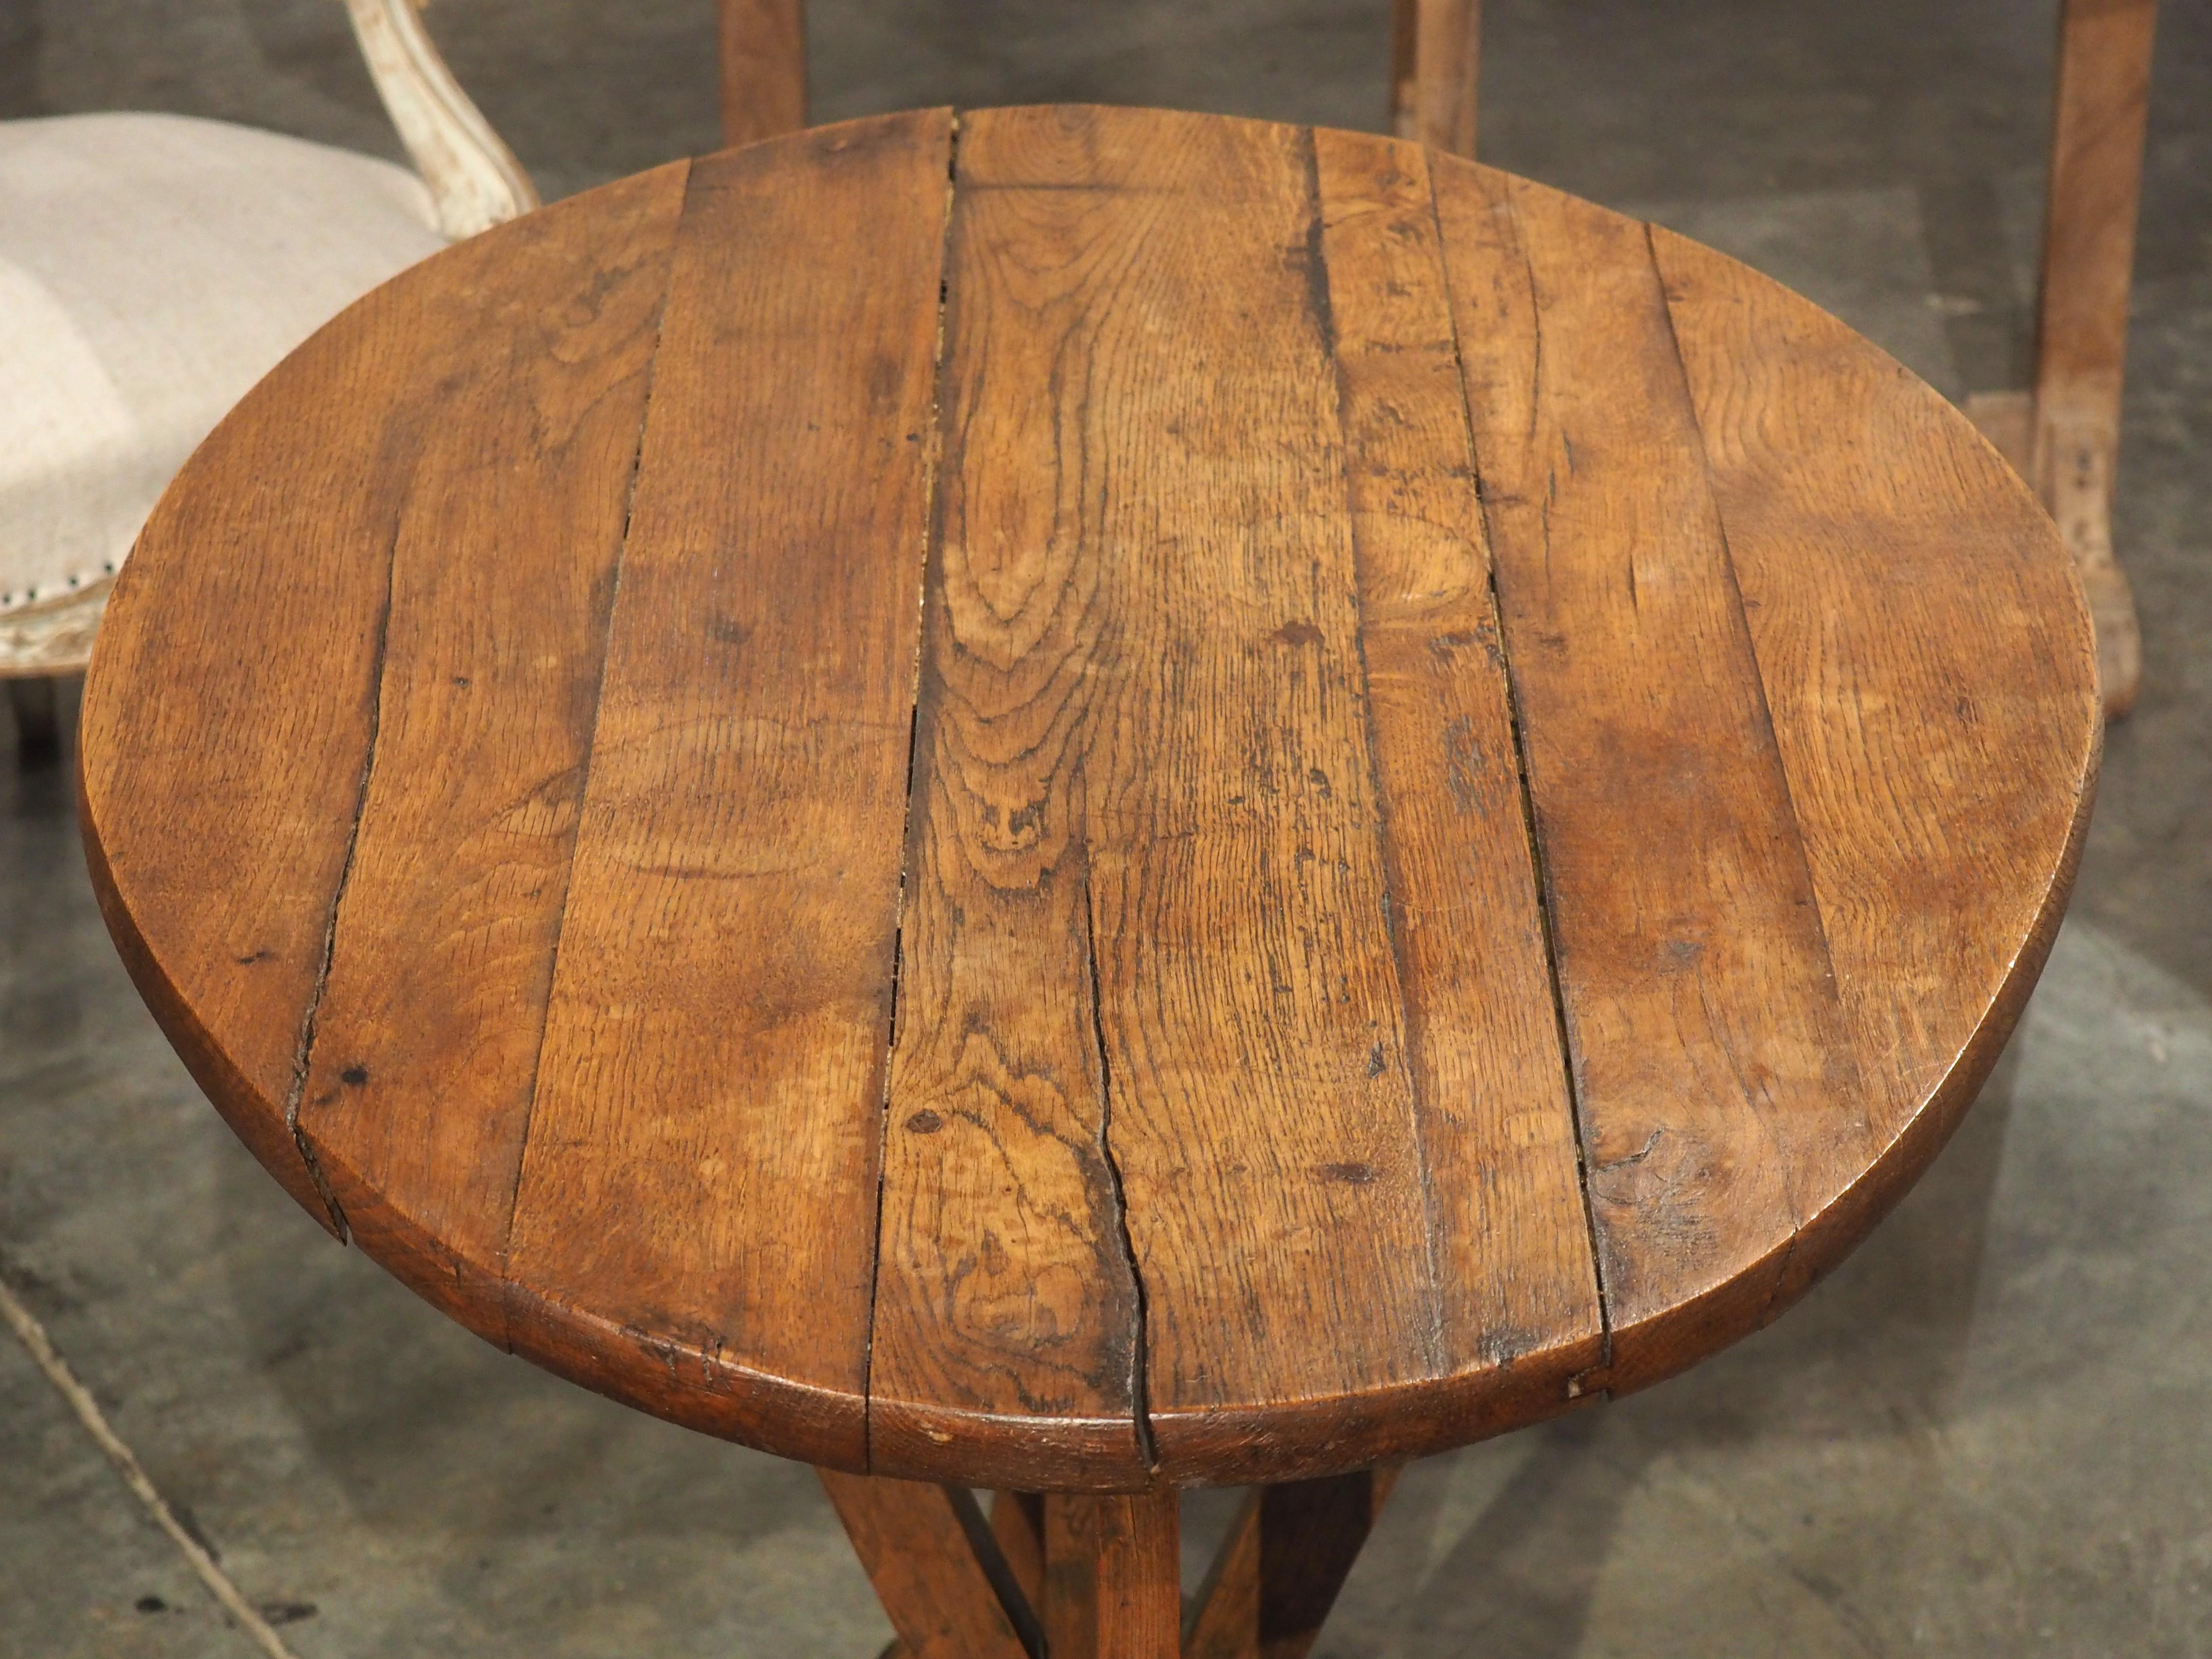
[292,163,687,1341]
[1186,1468,1398,1659]
[82,110,2099,1494]
[1433,157,1880,1394]
[718,0,808,149]
[818,1471,1038,1659]
[1650,225,2100,1313]
[499,112,955,1467]
[863,105,1152,1489]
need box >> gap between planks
[863,111,969,1473]
[1420,157,1615,1391]
[276,513,404,1245]
[492,164,692,1334]
[1640,215,1836,1330]
[1301,124,1453,1381]
[1085,867,1157,1472]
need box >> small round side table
[79,106,2099,1656]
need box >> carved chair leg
[718,0,808,150]
[817,1469,1039,1659]
[2031,0,2157,716]
[7,675,61,763]
[1042,1490,1182,1659]
[1185,1468,1399,1659]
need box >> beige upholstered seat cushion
[0,112,445,616]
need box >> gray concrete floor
[4,0,2209,1653]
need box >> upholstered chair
[0,0,534,753]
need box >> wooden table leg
[829,1471,1383,1658]
[817,1469,1039,1659]
[1185,1468,1399,1659]
[1043,1491,1182,1659]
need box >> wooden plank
[1432,158,1876,1394]
[1185,1468,1398,1659]
[1311,130,1602,1423]
[290,163,688,1341]
[867,103,1442,1487]
[500,112,956,1468]
[1650,225,2101,1312]
[1045,1491,1181,1659]
[862,105,1144,1486]
[718,0,807,149]
[77,194,616,1234]
[818,1471,1038,1659]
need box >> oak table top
[81,106,2098,1500]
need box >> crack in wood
[862,112,965,1471]
[277,513,405,1244]
[1084,868,1154,1473]
[492,182,686,1346]
[1427,163,1616,1377]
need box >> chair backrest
[343,0,538,238]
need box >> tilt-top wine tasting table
[79,106,2099,1656]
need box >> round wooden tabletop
[81,106,2099,1492]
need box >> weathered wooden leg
[1043,1490,1181,1659]
[1185,1468,1398,1659]
[1390,0,1420,140]
[717,0,808,150]
[2031,0,2157,717]
[7,676,60,763]
[991,1491,1047,1610]
[816,1469,1039,1658]
[1396,0,1481,159]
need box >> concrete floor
[4,0,2210,1653]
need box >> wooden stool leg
[1186,1468,1399,1659]
[717,0,808,150]
[1043,1490,1181,1659]
[2030,0,2157,717]
[817,1469,1039,1658]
